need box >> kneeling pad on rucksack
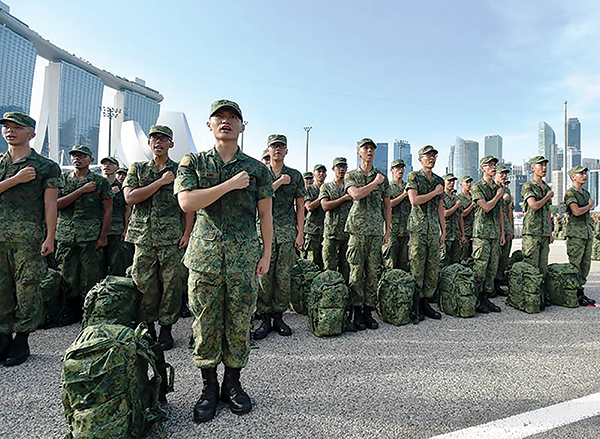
[507,262,544,313]
[545,263,580,308]
[377,269,416,325]
[439,264,476,318]
[290,259,321,315]
[308,270,348,337]
[82,276,142,328]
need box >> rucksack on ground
[377,269,416,325]
[507,262,544,313]
[438,264,477,318]
[39,268,69,329]
[308,270,349,337]
[290,258,320,315]
[545,263,580,308]
[62,323,173,439]
[82,276,141,328]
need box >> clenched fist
[160,171,175,185]
[230,171,250,190]
[14,166,36,184]
[81,181,96,193]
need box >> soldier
[494,165,513,296]
[303,171,314,188]
[458,176,475,260]
[345,138,391,330]
[564,166,596,306]
[0,112,61,367]
[175,99,273,422]
[303,163,326,268]
[255,134,305,339]
[383,159,411,271]
[471,156,504,313]
[406,145,445,320]
[521,155,553,304]
[319,157,352,281]
[101,156,133,275]
[261,149,270,166]
[123,125,194,350]
[116,167,127,184]
[441,173,465,267]
[56,145,113,321]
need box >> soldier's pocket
[471,239,484,260]
[346,235,362,264]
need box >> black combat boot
[476,292,490,313]
[180,294,191,318]
[193,368,219,423]
[4,333,30,367]
[485,296,501,313]
[221,367,252,415]
[362,307,379,329]
[272,312,292,336]
[146,322,157,341]
[494,279,507,297]
[253,313,272,340]
[412,293,423,323]
[353,306,366,330]
[0,333,12,363]
[420,298,441,320]
[159,324,174,351]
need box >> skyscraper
[484,134,503,161]
[393,139,413,174]
[374,142,388,173]
[452,136,479,180]
[117,83,160,136]
[538,121,557,183]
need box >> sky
[11,0,600,174]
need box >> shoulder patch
[180,155,192,167]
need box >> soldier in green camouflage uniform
[261,149,270,166]
[319,157,352,282]
[493,165,513,296]
[406,145,445,320]
[56,145,113,320]
[458,176,475,260]
[255,134,305,339]
[175,100,273,422]
[303,171,314,189]
[123,125,194,351]
[383,159,411,271]
[345,138,391,330]
[303,164,326,269]
[564,166,596,306]
[0,112,61,366]
[471,156,504,313]
[116,167,127,184]
[441,173,465,267]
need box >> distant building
[448,144,454,174]
[484,134,503,161]
[587,170,599,210]
[452,136,479,181]
[117,85,160,136]
[568,117,581,151]
[510,174,528,212]
[551,170,564,206]
[566,147,582,169]
[393,139,413,174]
[538,121,557,183]
[582,158,600,170]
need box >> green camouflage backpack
[507,262,544,313]
[438,264,477,318]
[377,269,416,326]
[592,239,600,261]
[62,323,173,439]
[290,258,321,315]
[508,250,524,267]
[545,263,580,308]
[39,268,69,329]
[82,276,141,328]
[308,270,349,337]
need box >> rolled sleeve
[174,154,199,195]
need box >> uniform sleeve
[294,171,306,198]
[405,171,418,191]
[99,176,114,201]
[521,182,535,202]
[307,185,318,201]
[472,182,484,202]
[564,189,577,208]
[58,173,68,197]
[256,163,274,200]
[319,183,331,200]
[174,154,199,195]
[382,175,391,198]
[123,163,140,189]
[44,162,62,190]
[344,172,357,192]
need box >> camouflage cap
[497,164,510,173]
[460,175,473,183]
[0,112,36,129]
[267,134,287,147]
[261,149,270,159]
[313,163,326,172]
[116,167,128,174]
[100,156,119,166]
[357,138,376,150]
[529,155,549,165]
[480,155,498,166]
[568,165,588,177]
[418,145,438,158]
[303,171,314,179]
[332,157,347,167]
[210,99,243,120]
[443,173,457,181]
[148,125,173,139]
[390,159,405,169]
[69,145,93,157]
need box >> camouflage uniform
[406,170,444,300]
[441,191,463,266]
[56,170,113,299]
[0,149,61,334]
[124,158,186,326]
[344,167,390,307]
[258,165,305,314]
[496,187,513,283]
[175,148,273,368]
[564,186,593,287]
[458,190,474,260]
[521,180,552,274]
[319,181,351,282]
[383,179,410,271]
[105,180,133,276]
[302,183,324,269]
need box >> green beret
[568,166,588,177]
[529,155,549,165]
[460,175,473,183]
[69,145,93,157]
[313,163,326,172]
[418,145,438,158]
[443,173,457,181]
[268,134,287,147]
[303,172,314,179]
[261,149,270,159]
[149,125,173,139]
[209,99,243,120]
[390,159,405,168]
[333,157,347,167]
[480,155,498,166]
[357,138,376,149]
[497,164,510,173]
[0,112,36,129]
[100,157,119,166]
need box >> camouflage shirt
[319,181,351,240]
[0,148,61,243]
[344,167,390,236]
[500,187,514,236]
[389,179,410,238]
[57,170,113,243]
[124,158,184,246]
[458,191,473,237]
[472,179,502,239]
[304,183,325,236]
[521,179,552,237]
[564,186,593,239]
[107,180,126,236]
[269,164,305,242]
[443,191,463,241]
[175,148,273,273]
[406,169,444,236]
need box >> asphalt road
[1,239,598,439]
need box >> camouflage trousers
[522,235,550,274]
[105,235,134,276]
[131,244,185,326]
[472,237,500,296]
[441,239,462,267]
[56,241,105,299]
[496,235,513,282]
[302,233,323,270]
[462,236,473,261]
[566,236,593,286]
[322,236,349,283]
[383,234,409,272]
[408,232,440,300]
[258,239,295,313]
[347,234,382,308]
[0,242,46,334]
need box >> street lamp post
[303,126,312,172]
[241,120,249,151]
[102,106,122,157]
